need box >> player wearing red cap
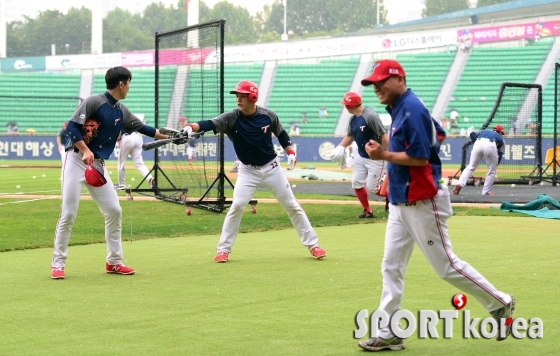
[358,60,514,351]
[182,80,326,263]
[330,91,388,218]
[453,125,506,196]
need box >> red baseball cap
[340,91,362,109]
[85,160,107,187]
[493,125,505,135]
[361,59,406,86]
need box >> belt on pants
[66,146,103,161]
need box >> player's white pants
[377,188,511,339]
[52,151,124,267]
[217,157,319,253]
[352,155,386,194]
[118,133,152,186]
[458,139,499,195]
[187,146,196,161]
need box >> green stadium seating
[92,67,177,127]
[267,57,360,136]
[445,40,553,134]
[0,72,81,133]
[541,59,560,136]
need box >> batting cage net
[542,63,559,185]
[450,82,543,185]
[137,19,233,212]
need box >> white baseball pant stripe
[352,155,386,193]
[118,133,152,186]
[458,139,499,195]
[52,151,124,267]
[377,189,511,339]
[217,157,319,253]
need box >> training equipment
[142,131,203,151]
[158,127,181,136]
[310,246,326,259]
[450,82,543,185]
[140,20,237,214]
[341,91,362,109]
[105,263,135,275]
[542,63,559,186]
[330,145,346,162]
[229,80,258,103]
[51,267,65,279]
[85,160,107,187]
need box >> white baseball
[32,176,36,179]
[109,171,113,175]
[511,184,515,187]
[131,178,135,181]
[16,185,20,188]
[41,174,46,177]
[292,184,297,188]
[540,182,544,186]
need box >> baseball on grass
[32,176,36,179]
[511,184,516,187]
[292,184,297,188]
[16,185,20,188]
[131,178,135,181]
[41,174,46,177]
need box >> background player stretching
[182,80,326,263]
[117,130,154,188]
[330,91,387,218]
[453,125,506,196]
[359,59,514,351]
[51,66,169,279]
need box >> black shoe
[357,210,374,219]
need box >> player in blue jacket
[358,59,515,351]
[182,80,326,263]
[453,125,506,196]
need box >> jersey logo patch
[114,118,122,126]
[261,125,270,133]
[360,125,366,132]
[82,118,100,144]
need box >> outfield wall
[0,136,553,167]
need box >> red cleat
[310,245,326,259]
[214,251,229,263]
[51,267,65,279]
[106,263,135,275]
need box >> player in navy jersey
[182,80,326,263]
[453,125,506,196]
[357,60,514,351]
[51,66,171,280]
[330,92,387,218]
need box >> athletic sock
[355,188,371,212]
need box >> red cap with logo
[361,59,406,86]
[340,92,362,109]
[85,160,107,187]
[493,125,505,135]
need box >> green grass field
[1,161,558,355]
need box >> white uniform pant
[352,155,386,194]
[217,157,319,252]
[52,151,124,267]
[377,189,511,339]
[458,139,499,195]
[118,133,152,186]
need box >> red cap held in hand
[85,160,107,187]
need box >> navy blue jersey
[477,129,505,153]
[68,92,144,159]
[386,89,442,204]
[211,107,288,166]
[346,107,386,159]
[58,127,70,150]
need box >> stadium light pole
[281,0,288,41]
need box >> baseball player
[182,80,326,263]
[56,121,70,167]
[117,129,154,188]
[358,60,514,351]
[453,125,506,196]
[330,91,387,218]
[51,66,171,280]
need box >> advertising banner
[458,19,560,44]
[1,57,46,72]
